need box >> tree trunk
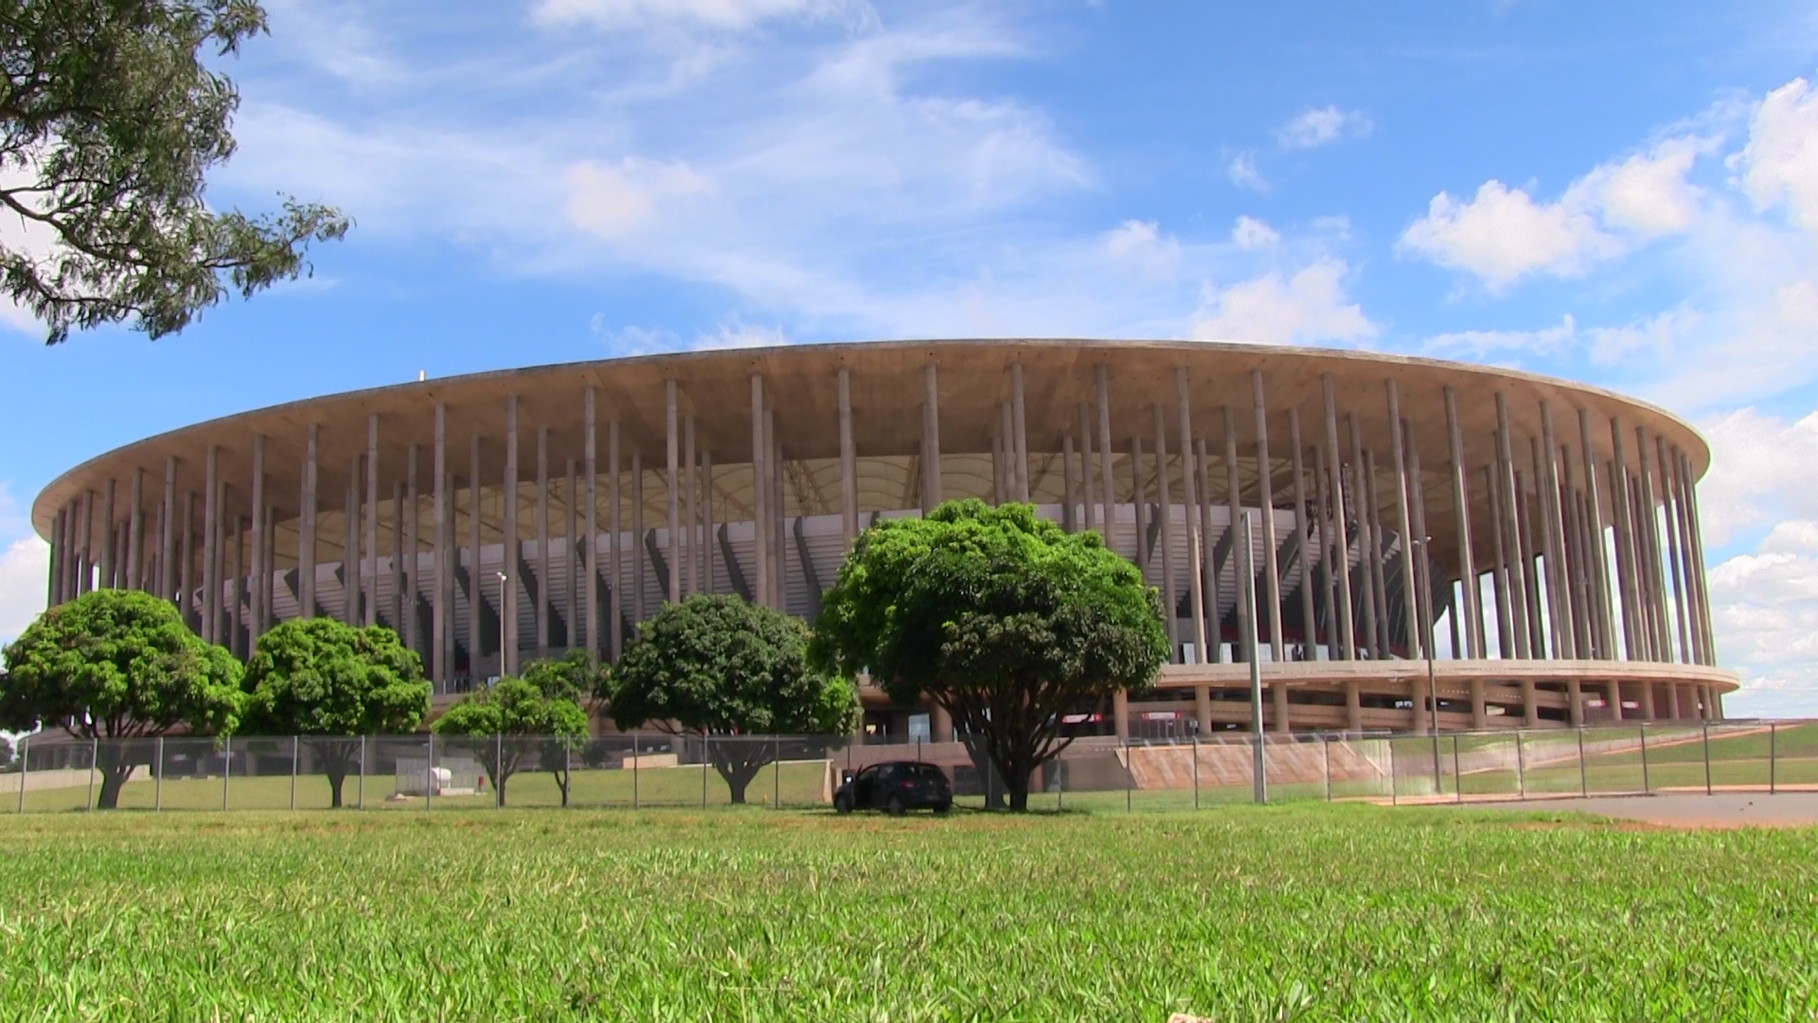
[496,770,510,806]
[95,762,132,810]
[553,770,570,807]
[326,767,347,809]
[711,744,772,805]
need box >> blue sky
[3,0,1818,713]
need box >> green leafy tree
[0,734,13,772]
[431,678,589,806]
[241,618,430,808]
[609,594,860,805]
[515,651,610,802]
[811,499,1168,811]
[0,589,242,808]
[1,0,348,344]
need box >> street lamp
[494,570,508,682]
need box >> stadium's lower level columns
[31,339,1740,735]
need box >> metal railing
[1,720,1808,813]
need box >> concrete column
[1011,362,1029,503]
[160,456,177,602]
[1608,420,1640,660]
[631,451,645,624]
[249,436,265,639]
[1607,680,1624,722]
[931,704,952,744]
[923,363,942,510]
[47,508,64,606]
[1271,671,1291,734]
[1062,434,1076,530]
[1652,436,1690,662]
[1288,411,1316,660]
[565,458,577,634]
[1484,465,1512,658]
[1680,449,1716,664]
[1493,396,1532,659]
[770,414,785,608]
[1131,434,1148,572]
[126,469,144,592]
[591,393,606,659]
[1113,689,1130,741]
[359,415,376,628]
[537,426,551,655]
[1470,679,1487,729]
[300,425,319,618]
[702,446,716,595]
[1177,368,1207,663]
[1514,466,1546,658]
[1314,442,1338,661]
[99,477,117,591]
[468,436,483,672]
[1344,680,1362,734]
[1195,684,1212,735]
[1253,371,1284,661]
[229,511,245,657]
[177,492,193,624]
[432,405,448,688]
[1636,429,1673,662]
[1152,402,1178,657]
[389,481,403,640]
[1667,682,1683,720]
[1078,402,1096,534]
[202,448,219,640]
[665,380,681,604]
[1566,678,1584,726]
[838,367,857,545]
[751,374,769,607]
[1385,380,1422,662]
[1521,679,1539,728]
[1199,439,1223,662]
[991,408,1008,505]
[346,456,361,627]
[404,445,420,654]
[502,397,519,675]
[1348,422,1380,660]
[685,414,699,596]
[1578,410,1615,656]
[1539,404,1574,659]
[1319,376,1356,659]
[1405,422,1437,665]
[1096,365,1115,539]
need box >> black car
[834,761,952,815]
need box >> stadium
[30,338,1738,738]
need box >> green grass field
[3,805,1814,1021]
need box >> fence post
[425,732,434,811]
[1124,734,1132,813]
[358,735,366,811]
[1639,723,1650,795]
[1702,720,1713,796]
[221,739,230,811]
[1192,735,1200,811]
[701,735,709,809]
[495,733,504,809]
[1770,722,1778,795]
[1515,729,1526,800]
[1431,729,1444,798]
[773,735,781,809]
[1323,736,1332,802]
[154,736,163,812]
[290,735,299,811]
[87,736,98,811]
[16,739,26,814]
[633,734,640,810]
[1576,726,1587,797]
[1452,734,1462,804]
[1386,738,1398,805]
[565,737,573,809]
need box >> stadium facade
[31,339,1737,737]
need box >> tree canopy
[241,617,430,807]
[609,594,859,804]
[515,648,611,712]
[811,499,1168,811]
[1,0,348,344]
[0,588,242,807]
[431,676,589,806]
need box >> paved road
[1450,792,1818,828]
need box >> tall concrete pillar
[1177,369,1207,663]
[631,451,645,623]
[685,414,699,596]
[1271,672,1290,734]
[1152,402,1178,658]
[404,444,421,655]
[1606,680,1623,722]
[366,415,380,628]
[838,367,857,545]
[1319,377,1356,659]
[250,436,265,640]
[100,478,117,592]
[127,469,144,592]
[432,404,449,689]
[1386,382,1422,665]
[1288,410,1316,661]
[1253,371,1284,661]
[922,363,942,510]
[1078,402,1096,534]
[1493,396,1531,659]
[160,456,177,602]
[1521,679,1539,728]
[1010,362,1029,503]
[701,446,716,595]
[202,448,218,641]
[1096,365,1115,540]
[1566,678,1584,727]
[751,374,769,607]
[1344,680,1362,734]
[1113,689,1130,741]
[468,436,484,672]
[503,397,520,675]
[537,426,551,655]
[665,380,680,604]
[300,425,319,618]
[346,456,361,627]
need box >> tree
[241,618,430,808]
[515,651,610,804]
[811,499,1168,811]
[1,0,348,344]
[608,594,860,805]
[431,678,589,806]
[0,734,13,772]
[0,589,242,807]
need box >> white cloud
[0,484,48,650]
[1398,137,1714,289]
[1735,76,1818,233]
[1231,215,1279,250]
[1190,257,1377,346]
[1695,407,1818,549]
[1101,219,1180,272]
[1274,105,1373,150]
[1226,151,1269,192]
[590,318,790,355]
[1425,314,1578,359]
[1398,180,1622,288]
[532,0,855,32]
[564,158,715,240]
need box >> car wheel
[885,793,906,817]
[834,794,852,815]
[933,801,951,816]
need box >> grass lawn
[2,805,1814,1021]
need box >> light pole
[494,570,508,682]
[1411,535,1441,789]
[1240,510,1266,804]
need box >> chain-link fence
[3,721,1811,813]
